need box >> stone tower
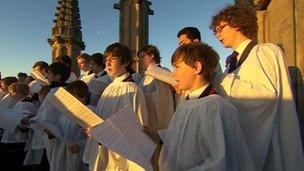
[48,0,85,75]
[114,0,154,73]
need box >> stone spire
[114,0,154,73]
[48,0,85,75]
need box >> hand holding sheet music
[90,105,156,171]
[50,87,103,128]
[145,64,177,85]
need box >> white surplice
[1,99,37,143]
[88,72,112,106]
[30,87,64,164]
[214,42,304,170]
[83,73,148,171]
[159,94,255,171]
[139,74,175,130]
[48,112,88,171]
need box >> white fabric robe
[1,100,37,143]
[159,94,255,171]
[214,43,304,170]
[30,88,63,164]
[139,75,175,130]
[0,94,19,109]
[48,113,88,171]
[88,74,112,106]
[83,73,148,171]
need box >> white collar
[113,73,130,83]
[187,83,209,100]
[83,70,92,76]
[235,39,252,61]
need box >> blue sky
[0,0,234,78]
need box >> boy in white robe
[145,43,255,171]
[77,53,95,84]
[0,82,37,170]
[50,80,90,171]
[138,45,175,130]
[30,62,71,169]
[210,4,304,170]
[83,42,148,171]
[89,53,112,106]
[29,61,49,95]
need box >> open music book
[0,109,25,133]
[50,87,103,128]
[145,64,177,85]
[30,70,49,85]
[90,105,156,171]
[49,88,155,170]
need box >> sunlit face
[178,34,194,45]
[172,60,196,91]
[105,53,128,78]
[0,82,9,93]
[77,58,91,72]
[138,52,154,71]
[214,22,238,48]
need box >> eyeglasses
[214,23,228,33]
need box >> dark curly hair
[209,4,258,39]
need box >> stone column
[114,0,153,73]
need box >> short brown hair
[171,43,219,82]
[210,4,258,39]
[76,53,91,63]
[8,82,30,97]
[137,45,161,64]
[104,42,131,65]
[65,80,89,102]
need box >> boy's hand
[83,127,93,138]
[67,143,80,154]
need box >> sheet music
[88,80,108,95]
[90,105,156,171]
[50,87,103,128]
[145,64,177,85]
[0,109,25,133]
[30,70,49,85]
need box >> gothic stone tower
[48,0,85,75]
[114,0,154,73]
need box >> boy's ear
[193,39,200,43]
[193,61,203,75]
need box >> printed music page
[145,64,177,85]
[50,87,103,128]
[90,105,156,171]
